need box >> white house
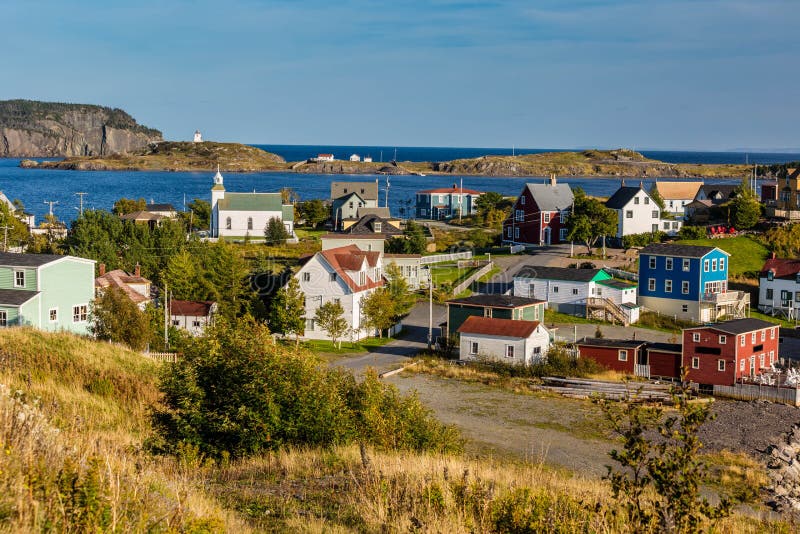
[758,257,800,319]
[317,153,335,162]
[363,155,373,163]
[295,244,384,340]
[457,316,550,365]
[94,264,152,310]
[513,265,639,324]
[170,300,217,336]
[349,154,361,162]
[384,253,424,290]
[210,168,295,239]
[605,184,681,238]
[651,181,703,219]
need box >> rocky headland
[0,100,162,157]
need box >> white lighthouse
[193,130,203,143]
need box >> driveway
[474,245,571,294]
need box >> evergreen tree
[269,276,306,344]
[265,217,290,244]
[300,199,330,228]
[729,179,761,230]
[198,240,254,320]
[162,249,209,301]
[315,301,349,349]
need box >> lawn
[430,265,478,286]
[300,335,396,354]
[749,310,799,330]
[675,236,768,277]
[294,227,326,240]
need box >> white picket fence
[420,251,473,264]
[452,261,495,295]
[143,351,179,363]
[713,383,800,406]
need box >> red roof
[95,269,151,305]
[418,187,482,195]
[170,300,216,317]
[318,153,333,157]
[318,245,384,292]
[457,316,541,338]
[761,258,800,280]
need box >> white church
[210,168,296,239]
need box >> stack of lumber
[539,376,675,403]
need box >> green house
[446,295,546,337]
[0,252,96,334]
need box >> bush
[153,316,462,458]
[491,488,596,533]
[678,225,708,240]
[622,231,666,249]
[470,345,603,379]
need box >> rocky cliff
[0,100,162,157]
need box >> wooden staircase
[586,297,629,326]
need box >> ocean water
[1,144,797,224]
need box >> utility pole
[163,282,169,350]
[428,268,433,350]
[43,200,58,218]
[459,177,463,223]
[0,225,10,252]
[75,193,87,216]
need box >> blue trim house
[638,243,749,323]
[416,185,482,219]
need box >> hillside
[0,327,788,532]
[0,99,162,157]
[24,141,287,171]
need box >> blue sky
[1,0,798,150]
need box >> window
[718,360,725,372]
[692,332,700,342]
[770,350,775,363]
[626,210,633,218]
[533,346,541,355]
[225,217,231,230]
[795,291,800,303]
[0,311,6,327]
[666,258,673,270]
[514,227,519,239]
[711,259,717,271]
[634,196,640,205]
[302,272,311,282]
[665,280,672,293]
[333,298,341,306]
[507,227,512,237]
[49,308,57,322]
[719,335,726,344]
[673,222,679,229]
[172,319,180,326]
[648,257,656,269]
[506,345,515,358]
[192,320,201,328]
[374,222,382,233]
[483,308,491,317]
[520,196,525,205]
[766,288,774,300]
[305,319,315,331]
[761,330,766,342]
[528,283,535,297]
[682,305,688,312]
[683,259,690,271]
[663,222,670,230]
[359,272,366,285]
[330,272,337,282]
[682,281,690,294]
[470,342,479,355]
[703,260,710,272]
[648,278,655,291]
[645,197,650,205]
[421,208,427,216]
[692,357,700,369]
[751,332,756,343]
[14,270,24,288]
[740,335,745,347]
[560,228,568,240]
[740,359,745,372]
[553,286,559,293]
[652,210,659,219]
[349,201,354,209]
[760,354,765,368]
[543,212,551,223]
[247,217,253,230]
[719,258,725,271]
[767,270,774,281]
[572,288,578,295]
[618,350,628,361]
[72,305,88,323]
[515,209,524,222]
[771,328,776,340]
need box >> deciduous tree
[269,276,305,344]
[90,287,152,351]
[112,197,146,215]
[300,199,329,228]
[315,301,349,349]
[361,289,396,338]
[565,188,617,254]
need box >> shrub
[622,231,666,249]
[678,225,708,240]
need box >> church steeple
[212,165,225,191]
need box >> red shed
[576,337,647,374]
[645,342,682,379]
[682,318,780,387]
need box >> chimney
[772,252,776,260]
[550,173,557,186]
[639,180,644,190]
[99,263,106,276]
[621,178,626,187]
[134,263,141,277]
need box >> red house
[502,175,574,246]
[682,318,780,387]
[576,338,648,375]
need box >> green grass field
[300,335,396,354]
[675,236,767,277]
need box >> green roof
[598,279,637,289]
[282,205,294,221]
[218,192,284,212]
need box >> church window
[225,217,232,230]
[247,217,253,230]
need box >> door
[544,227,551,245]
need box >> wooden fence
[713,383,800,406]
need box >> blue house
[416,185,482,219]
[638,243,749,323]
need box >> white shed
[457,316,550,366]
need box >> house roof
[0,252,65,267]
[0,192,15,211]
[0,288,39,306]
[357,207,392,218]
[697,184,738,203]
[145,203,176,212]
[321,233,386,240]
[345,214,402,236]
[514,265,607,282]
[685,318,778,335]
[217,192,285,212]
[331,181,378,201]
[605,186,644,209]
[646,342,683,354]
[95,269,151,305]
[457,316,542,338]
[525,182,574,211]
[576,337,647,349]
[170,300,216,317]
[119,211,164,221]
[760,258,800,279]
[448,294,545,309]
[597,279,637,290]
[418,186,482,195]
[384,253,422,259]
[318,245,383,292]
[639,243,722,258]
[652,181,703,200]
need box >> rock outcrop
[765,424,800,515]
[0,100,162,157]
